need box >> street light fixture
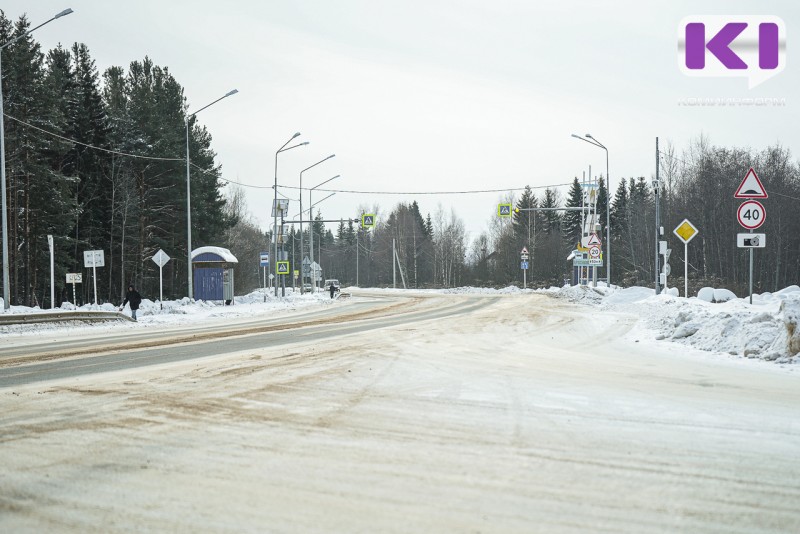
[185,88,238,300]
[299,154,335,293]
[571,133,611,286]
[308,175,340,292]
[0,8,74,310]
[273,133,308,296]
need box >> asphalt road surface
[1,290,799,533]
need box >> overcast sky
[5,0,799,240]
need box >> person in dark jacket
[120,284,143,320]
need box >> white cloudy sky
[5,0,799,239]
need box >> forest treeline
[2,12,798,306]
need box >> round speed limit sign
[737,200,766,230]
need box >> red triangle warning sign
[734,168,768,199]
[587,233,602,246]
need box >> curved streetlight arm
[278,141,309,155]
[1,8,74,50]
[188,89,238,118]
[300,154,335,176]
[311,192,336,208]
[571,133,604,150]
[310,174,341,192]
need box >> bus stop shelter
[192,246,238,304]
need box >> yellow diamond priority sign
[673,219,698,244]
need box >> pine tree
[562,177,584,248]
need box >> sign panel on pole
[734,168,768,199]
[520,246,529,255]
[497,203,512,218]
[276,261,290,275]
[83,250,105,268]
[520,261,529,270]
[66,273,83,284]
[152,249,170,268]
[587,233,602,247]
[361,214,376,228]
[737,200,766,230]
[259,252,269,267]
[737,233,766,248]
[589,246,601,259]
[673,219,699,244]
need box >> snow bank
[545,283,800,365]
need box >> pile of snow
[0,288,334,334]
[545,284,800,365]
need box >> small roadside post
[66,273,82,305]
[151,249,171,310]
[520,246,529,288]
[673,219,698,298]
[83,250,105,305]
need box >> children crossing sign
[276,261,290,275]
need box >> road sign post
[83,250,105,305]
[735,169,768,305]
[48,235,54,309]
[673,219,698,298]
[151,249,171,310]
[66,273,82,305]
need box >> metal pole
[654,137,661,295]
[749,230,754,304]
[159,264,163,310]
[605,149,610,287]
[309,206,314,292]
[273,150,279,297]
[356,228,359,287]
[185,117,193,299]
[0,52,10,310]
[0,9,76,310]
[684,242,688,298]
[48,235,54,308]
[393,238,396,289]
[185,89,238,300]
[92,261,98,305]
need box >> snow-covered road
[1,290,799,532]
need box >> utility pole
[654,137,661,295]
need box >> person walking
[120,284,142,321]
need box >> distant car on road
[302,283,314,292]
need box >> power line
[276,183,573,195]
[8,112,276,191]
[4,113,184,162]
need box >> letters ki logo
[678,16,785,88]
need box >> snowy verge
[545,284,800,364]
[0,288,334,335]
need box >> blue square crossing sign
[521,261,529,270]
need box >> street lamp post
[299,154,335,293]
[571,133,611,287]
[1,8,74,310]
[185,89,238,300]
[273,134,308,296]
[309,175,339,292]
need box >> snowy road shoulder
[546,284,800,365]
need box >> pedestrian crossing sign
[276,261,290,275]
[362,214,376,228]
